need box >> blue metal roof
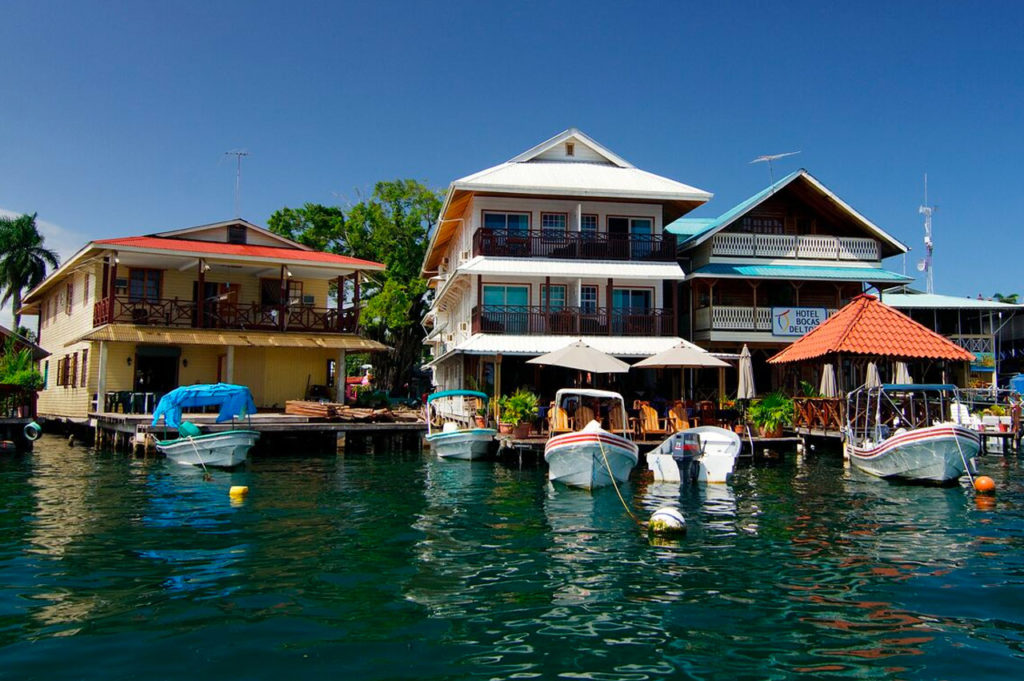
[688,263,913,282]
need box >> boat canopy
[427,390,489,403]
[151,383,257,428]
[879,383,959,392]
[554,388,627,401]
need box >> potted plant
[499,388,539,438]
[475,406,489,428]
[747,391,794,438]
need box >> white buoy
[649,507,686,535]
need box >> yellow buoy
[229,485,249,498]
[973,476,996,494]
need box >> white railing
[696,306,837,332]
[710,234,879,261]
[950,335,993,354]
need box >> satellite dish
[916,259,927,272]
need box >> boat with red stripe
[544,388,638,489]
[845,383,979,484]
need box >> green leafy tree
[993,292,1020,304]
[0,213,60,329]
[268,180,442,394]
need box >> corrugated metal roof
[452,334,684,358]
[768,294,974,363]
[72,325,389,351]
[688,263,912,282]
[881,292,1023,310]
[458,257,686,280]
[665,217,716,238]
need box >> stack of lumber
[285,401,424,423]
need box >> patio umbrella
[633,340,730,402]
[865,361,881,388]
[526,340,630,374]
[737,344,756,400]
[819,363,838,398]
[894,361,912,384]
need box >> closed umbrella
[737,344,756,400]
[819,363,838,398]
[526,340,630,374]
[894,361,912,384]
[865,361,881,388]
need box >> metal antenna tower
[225,149,249,217]
[750,151,801,191]
[917,173,936,294]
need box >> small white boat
[544,388,638,489]
[646,426,740,484]
[845,383,980,484]
[151,383,260,469]
[425,390,496,460]
[155,429,260,468]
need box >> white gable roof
[452,128,711,202]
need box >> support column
[353,273,361,329]
[197,260,206,328]
[751,281,760,331]
[107,252,118,321]
[606,277,613,336]
[97,341,108,413]
[336,275,344,331]
[335,349,346,403]
[226,345,235,384]
[279,264,288,331]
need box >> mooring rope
[595,430,641,525]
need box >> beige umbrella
[737,344,756,400]
[894,361,912,384]
[865,361,881,388]
[632,340,729,400]
[526,340,630,374]
[819,362,838,398]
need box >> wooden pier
[90,411,426,454]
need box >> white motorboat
[544,388,638,489]
[844,383,980,484]
[646,426,740,484]
[155,429,260,468]
[425,390,496,460]
[151,383,260,469]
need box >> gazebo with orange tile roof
[768,294,974,391]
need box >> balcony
[471,305,675,336]
[694,306,837,332]
[710,234,879,261]
[93,296,359,333]
[472,228,677,261]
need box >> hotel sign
[772,307,827,336]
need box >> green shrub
[499,388,539,426]
[747,391,794,432]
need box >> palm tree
[993,292,1020,304]
[0,213,60,329]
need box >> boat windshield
[847,383,964,442]
[151,383,257,428]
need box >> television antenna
[917,173,936,294]
[224,149,249,217]
[750,151,801,189]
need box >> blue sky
[2,1,1023,326]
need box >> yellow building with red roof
[20,219,386,422]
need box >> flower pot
[475,416,487,428]
[734,424,746,434]
[498,423,513,435]
[758,424,783,439]
[514,422,532,439]
[998,423,1009,433]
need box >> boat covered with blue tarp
[151,383,257,429]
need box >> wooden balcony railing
[793,397,845,432]
[472,228,677,261]
[0,384,36,419]
[695,306,837,332]
[471,305,675,336]
[93,296,359,333]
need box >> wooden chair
[575,405,597,428]
[607,406,630,436]
[548,404,573,435]
[698,400,716,427]
[636,403,669,440]
[668,401,690,432]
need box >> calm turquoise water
[2,436,1023,680]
